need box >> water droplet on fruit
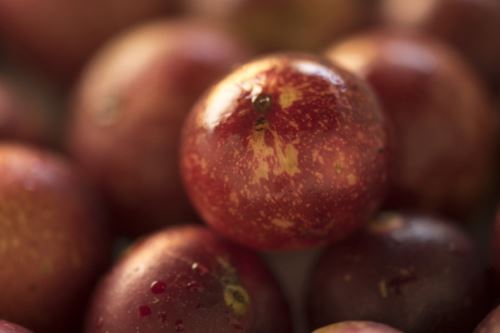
[175,319,185,332]
[186,280,204,292]
[191,262,209,276]
[252,93,272,113]
[138,305,152,317]
[150,280,166,294]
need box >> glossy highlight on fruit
[85,226,291,333]
[0,321,32,333]
[181,53,389,250]
[0,144,111,333]
[474,306,500,333]
[307,213,491,333]
[314,321,403,333]
[69,20,251,236]
[326,31,497,218]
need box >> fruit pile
[0,0,499,332]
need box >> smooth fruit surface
[181,53,389,250]
[69,20,250,236]
[307,212,491,333]
[327,31,497,218]
[0,144,111,333]
[0,321,32,333]
[85,226,291,333]
[314,321,403,333]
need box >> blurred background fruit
[85,226,291,333]
[0,321,33,333]
[68,20,251,236]
[327,30,498,220]
[313,321,403,333]
[475,306,500,332]
[0,144,111,333]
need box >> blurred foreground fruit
[0,0,179,81]
[185,0,375,52]
[181,53,389,250]
[0,144,111,332]
[474,306,500,332]
[314,321,403,333]
[69,20,250,236]
[0,321,32,333]
[307,212,491,333]
[327,31,497,218]
[85,226,291,333]
[380,0,500,88]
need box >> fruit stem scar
[252,93,272,114]
[224,284,251,316]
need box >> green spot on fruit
[224,284,250,316]
[252,93,272,114]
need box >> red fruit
[474,306,500,332]
[0,144,111,333]
[0,78,50,145]
[0,321,32,333]
[326,31,497,218]
[185,0,375,52]
[314,321,403,333]
[307,213,491,333]
[68,20,250,236]
[181,53,389,250]
[0,0,179,81]
[381,0,500,87]
[85,226,291,333]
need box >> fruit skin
[326,30,497,218]
[181,53,389,250]
[185,0,375,52]
[474,306,500,333]
[0,0,178,82]
[306,212,491,333]
[0,78,50,145]
[0,144,111,333]
[380,0,500,88]
[68,20,250,236]
[0,321,33,333]
[85,225,292,333]
[313,321,403,333]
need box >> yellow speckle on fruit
[279,86,302,109]
[224,284,251,316]
[271,218,294,229]
[347,173,357,185]
[369,213,404,234]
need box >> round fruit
[0,144,111,332]
[307,212,491,333]
[380,0,500,87]
[0,78,49,145]
[181,53,389,250]
[0,0,178,81]
[314,321,403,333]
[68,20,250,236]
[0,321,32,333]
[185,0,375,52]
[326,31,497,218]
[474,306,500,332]
[85,226,291,333]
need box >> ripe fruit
[0,144,111,333]
[85,226,291,333]
[380,0,500,87]
[314,321,403,333]
[474,306,500,332]
[307,212,491,333]
[0,0,179,81]
[0,78,49,145]
[0,321,32,333]
[185,0,375,52]
[68,20,250,236]
[326,31,497,218]
[181,53,389,250]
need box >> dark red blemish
[387,275,418,295]
[195,303,204,309]
[151,280,167,294]
[186,280,204,292]
[139,305,152,317]
[230,318,244,330]
[175,319,185,332]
